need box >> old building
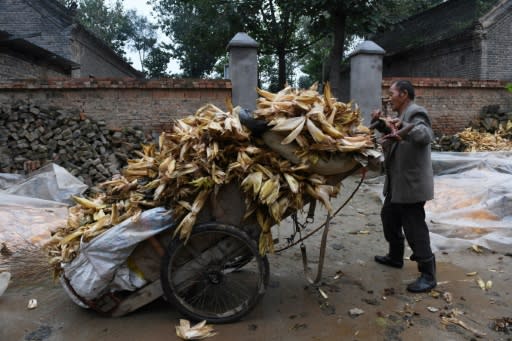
[372,0,512,81]
[0,0,143,80]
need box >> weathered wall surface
[0,53,67,79]
[0,0,74,60]
[382,78,512,135]
[484,7,512,80]
[382,35,483,80]
[0,78,232,135]
[0,0,141,78]
[1,77,510,137]
[70,28,138,78]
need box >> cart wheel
[160,223,269,323]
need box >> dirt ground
[1,174,511,341]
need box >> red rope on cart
[275,168,367,253]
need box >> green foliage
[476,0,501,17]
[69,0,133,57]
[240,2,313,89]
[150,0,315,87]
[150,0,243,78]
[61,0,449,85]
[143,46,171,78]
[126,10,158,66]
[506,83,512,93]
[125,10,171,77]
[211,55,229,79]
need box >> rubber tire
[160,223,269,323]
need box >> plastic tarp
[367,152,512,253]
[1,163,88,205]
[0,164,86,247]
[0,173,25,190]
[426,152,512,253]
[61,207,174,302]
[0,165,175,305]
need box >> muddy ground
[1,174,511,341]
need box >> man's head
[389,80,414,113]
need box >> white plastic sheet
[426,152,512,253]
[62,207,174,302]
[0,164,85,246]
[0,173,24,190]
[1,163,87,205]
[367,152,512,253]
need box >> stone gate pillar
[227,32,259,112]
[349,41,385,126]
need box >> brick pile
[0,100,148,186]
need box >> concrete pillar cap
[227,32,259,49]
[349,40,385,57]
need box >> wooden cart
[61,168,365,324]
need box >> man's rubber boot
[407,255,437,293]
[374,243,404,268]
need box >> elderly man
[371,80,436,293]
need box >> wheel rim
[165,229,265,319]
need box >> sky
[121,0,180,73]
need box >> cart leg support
[300,214,331,286]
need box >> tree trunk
[327,11,346,99]
[278,50,287,90]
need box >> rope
[275,169,366,253]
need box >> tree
[126,10,158,73]
[151,0,316,88]
[143,46,172,78]
[299,0,444,97]
[235,1,314,90]
[125,10,171,77]
[151,0,243,78]
[150,0,444,88]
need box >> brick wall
[1,77,509,137]
[0,78,232,135]
[70,28,141,78]
[382,77,512,135]
[0,0,140,78]
[0,53,66,79]
[382,33,483,79]
[485,8,512,80]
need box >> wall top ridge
[0,78,232,90]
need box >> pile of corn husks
[457,125,512,152]
[46,83,378,274]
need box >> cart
[60,165,366,324]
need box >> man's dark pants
[381,194,433,261]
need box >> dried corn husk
[176,319,217,339]
[255,83,375,165]
[46,83,380,276]
[457,127,512,152]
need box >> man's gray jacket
[382,102,434,203]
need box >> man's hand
[381,120,414,141]
[371,109,383,122]
[388,117,402,128]
[380,132,402,142]
[369,109,388,131]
